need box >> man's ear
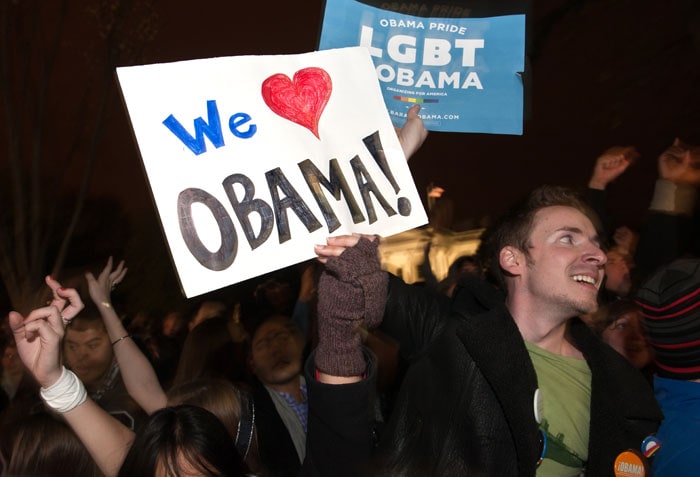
[499,246,524,276]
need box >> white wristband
[40,366,88,413]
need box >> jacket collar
[453,303,541,476]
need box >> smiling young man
[314,185,662,476]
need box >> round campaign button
[641,436,662,458]
[533,388,543,424]
[613,450,648,477]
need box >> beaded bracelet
[111,334,131,346]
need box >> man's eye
[560,235,573,244]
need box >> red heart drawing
[261,67,332,139]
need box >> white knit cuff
[40,366,88,413]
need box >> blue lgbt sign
[319,0,526,135]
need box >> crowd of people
[1,106,700,476]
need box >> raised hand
[9,278,84,388]
[45,275,84,324]
[395,104,428,160]
[588,146,638,190]
[86,256,127,307]
[612,226,639,255]
[658,138,700,186]
[314,234,376,264]
[315,236,387,378]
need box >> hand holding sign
[261,67,332,139]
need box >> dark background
[93,0,700,228]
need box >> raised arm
[636,138,700,278]
[587,146,637,191]
[9,277,134,477]
[302,237,383,475]
[315,235,451,362]
[86,257,167,414]
[396,104,428,160]
[585,145,637,240]
[314,235,386,383]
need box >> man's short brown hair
[65,301,107,334]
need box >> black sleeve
[380,274,452,361]
[302,348,377,477]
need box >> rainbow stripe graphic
[393,96,440,104]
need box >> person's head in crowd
[586,299,654,370]
[5,411,101,477]
[172,316,246,387]
[167,378,261,474]
[249,315,304,390]
[636,258,700,381]
[117,404,244,477]
[603,246,634,298]
[437,255,481,296]
[477,185,604,315]
[188,300,227,331]
[126,310,155,337]
[254,277,296,319]
[1,338,23,387]
[162,309,187,338]
[63,301,114,391]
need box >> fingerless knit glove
[315,237,387,376]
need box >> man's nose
[586,244,606,265]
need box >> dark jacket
[373,275,662,476]
[254,349,377,477]
[303,349,377,477]
[251,377,302,477]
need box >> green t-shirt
[526,341,592,477]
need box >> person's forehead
[618,310,640,321]
[253,319,292,341]
[65,326,108,342]
[532,206,596,234]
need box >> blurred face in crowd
[189,301,226,331]
[258,279,295,315]
[604,248,633,297]
[601,310,653,370]
[63,322,114,389]
[162,311,186,337]
[2,343,23,379]
[250,317,303,388]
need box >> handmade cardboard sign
[318,0,526,135]
[116,47,427,298]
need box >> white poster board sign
[116,47,427,298]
